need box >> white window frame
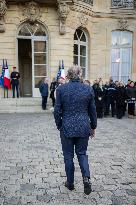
[74,29,88,79]
[111,30,132,83]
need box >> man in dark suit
[54,66,97,195]
[39,78,48,110]
[10,66,20,98]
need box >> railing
[79,0,93,5]
[111,0,134,8]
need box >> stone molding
[58,2,70,35]
[22,1,41,24]
[118,17,128,30]
[79,14,88,27]
[0,0,7,32]
[71,2,93,16]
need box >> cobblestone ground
[0,113,136,205]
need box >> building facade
[0,0,136,97]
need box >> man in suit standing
[54,65,97,195]
[10,66,20,98]
[39,78,48,110]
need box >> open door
[18,39,32,97]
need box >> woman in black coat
[95,81,105,118]
[50,78,57,107]
[126,81,136,118]
[115,82,126,119]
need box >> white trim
[74,29,88,79]
[111,30,132,83]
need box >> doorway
[17,22,48,97]
[18,39,32,97]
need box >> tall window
[111,0,134,8]
[79,0,93,5]
[111,31,132,83]
[73,28,88,79]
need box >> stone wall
[0,0,136,97]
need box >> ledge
[6,0,57,5]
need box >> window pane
[121,31,132,46]
[112,31,121,46]
[35,29,46,36]
[80,32,86,42]
[35,77,44,88]
[111,63,119,78]
[76,29,83,39]
[18,26,31,36]
[80,45,86,56]
[34,41,46,52]
[74,56,78,65]
[122,48,131,63]
[74,44,78,55]
[121,63,130,76]
[34,65,47,76]
[121,63,130,84]
[80,56,86,67]
[82,67,86,79]
[34,53,46,64]
[111,49,120,62]
[74,32,78,40]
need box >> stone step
[0,98,53,113]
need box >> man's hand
[90,129,96,139]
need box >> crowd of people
[91,78,136,119]
[47,77,136,119]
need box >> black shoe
[65,181,74,191]
[83,177,92,195]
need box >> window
[80,0,93,5]
[111,30,132,83]
[73,28,88,79]
[111,0,134,8]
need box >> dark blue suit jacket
[54,80,97,138]
[39,83,48,97]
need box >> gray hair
[67,65,82,80]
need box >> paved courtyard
[0,113,136,205]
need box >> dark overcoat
[39,83,48,97]
[54,80,97,138]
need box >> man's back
[54,80,97,138]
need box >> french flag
[4,60,11,89]
[60,60,65,80]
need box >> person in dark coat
[106,79,116,117]
[115,82,126,119]
[126,81,136,118]
[39,78,48,110]
[92,79,99,100]
[95,81,105,118]
[104,81,109,117]
[54,65,97,195]
[10,67,20,98]
[50,78,57,107]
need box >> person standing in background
[126,81,136,118]
[10,66,20,98]
[50,78,57,107]
[39,78,48,110]
[95,81,105,118]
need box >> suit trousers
[107,97,115,117]
[42,96,47,110]
[12,83,19,98]
[61,135,90,185]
